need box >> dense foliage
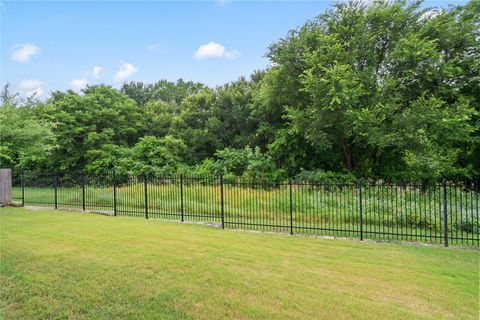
[1,0,479,182]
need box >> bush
[131,135,188,176]
[212,147,251,175]
[454,220,479,234]
[295,170,357,184]
[192,147,286,187]
[403,213,436,230]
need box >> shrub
[295,170,357,184]
[454,220,479,234]
[131,135,188,176]
[403,213,436,230]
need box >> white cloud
[224,49,241,60]
[70,78,88,90]
[194,41,241,60]
[194,41,224,59]
[18,79,45,97]
[113,62,138,82]
[92,66,103,79]
[147,43,165,53]
[10,43,40,63]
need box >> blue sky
[1,0,468,98]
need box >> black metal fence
[11,171,480,247]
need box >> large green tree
[121,79,205,107]
[0,96,57,170]
[46,86,143,172]
[264,0,479,180]
[213,73,264,149]
[169,89,222,163]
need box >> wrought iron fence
[11,171,479,247]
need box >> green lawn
[1,207,478,319]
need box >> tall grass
[11,180,479,246]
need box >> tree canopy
[1,0,478,182]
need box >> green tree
[121,79,206,106]
[265,0,479,180]
[2,0,477,181]
[169,89,221,163]
[213,73,264,149]
[85,144,134,174]
[0,90,56,170]
[131,135,188,175]
[47,85,143,172]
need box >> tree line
[1,0,479,183]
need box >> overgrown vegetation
[1,0,479,182]
[11,180,480,244]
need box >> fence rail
[11,171,480,247]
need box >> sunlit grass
[1,207,478,319]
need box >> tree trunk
[343,140,353,171]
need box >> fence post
[82,173,86,211]
[144,175,148,220]
[289,179,293,236]
[113,171,117,216]
[359,179,363,241]
[443,178,448,247]
[21,171,25,207]
[180,174,184,222]
[220,175,225,229]
[0,169,12,206]
[54,173,58,209]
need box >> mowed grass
[1,207,478,319]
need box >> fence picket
[443,178,448,247]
